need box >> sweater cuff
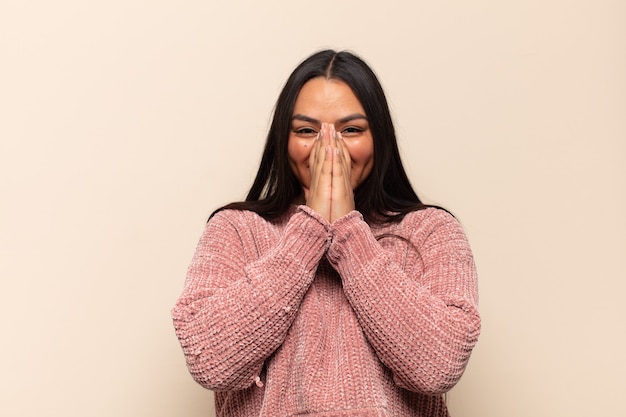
[277,205,332,270]
[296,204,332,229]
[326,211,379,266]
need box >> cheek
[288,138,312,167]
[345,140,374,167]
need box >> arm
[326,208,481,395]
[171,207,330,391]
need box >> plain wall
[1,1,624,416]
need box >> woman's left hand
[330,125,355,223]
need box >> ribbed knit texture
[172,205,480,417]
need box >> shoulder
[208,207,296,234]
[392,207,469,247]
[199,209,277,256]
[209,208,268,230]
[387,206,458,231]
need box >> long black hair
[214,50,430,223]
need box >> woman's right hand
[306,123,333,222]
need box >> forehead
[293,77,365,117]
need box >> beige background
[1,1,625,416]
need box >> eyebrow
[291,113,368,125]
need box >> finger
[330,132,355,222]
[309,129,322,171]
[312,125,326,175]
[321,122,330,146]
[337,137,354,200]
[335,133,352,180]
[319,128,334,190]
[306,125,333,221]
[318,124,333,180]
[331,136,348,192]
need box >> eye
[341,126,365,137]
[292,126,318,137]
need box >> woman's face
[288,77,374,197]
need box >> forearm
[327,210,481,394]
[172,208,330,390]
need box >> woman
[172,50,480,417]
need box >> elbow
[394,350,476,396]
[174,326,260,392]
[185,355,226,391]
[172,314,264,392]
[401,357,472,395]
[397,312,481,395]
[394,362,466,396]
[184,350,259,392]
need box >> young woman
[172,50,480,417]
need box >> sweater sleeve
[171,207,330,391]
[326,208,480,395]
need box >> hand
[330,127,355,222]
[306,123,332,222]
[306,123,355,223]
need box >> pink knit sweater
[172,205,480,417]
